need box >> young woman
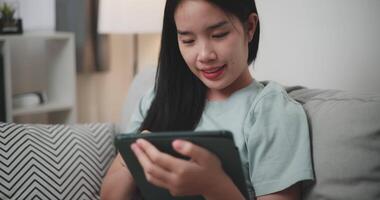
[101,0,314,199]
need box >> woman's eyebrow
[177,20,228,35]
[206,21,228,31]
[177,30,193,35]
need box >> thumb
[172,140,210,163]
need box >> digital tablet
[115,130,250,200]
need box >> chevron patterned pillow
[0,123,116,200]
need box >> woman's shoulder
[243,80,309,139]
[253,81,300,108]
[255,81,287,98]
[245,81,306,126]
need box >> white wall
[254,0,380,93]
[19,0,55,31]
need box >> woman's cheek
[182,50,197,69]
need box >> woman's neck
[207,68,253,101]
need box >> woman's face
[174,0,257,99]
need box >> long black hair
[139,0,260,132]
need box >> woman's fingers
[130,143,173,185]
[131,138,225,196]
[145,172,170,189]
[172,140,217,164]
[135,139,185,170]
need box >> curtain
[56,0,109,72]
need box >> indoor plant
[0,2,22,34]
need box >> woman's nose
[197,43,217,63]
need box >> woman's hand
[130,139,241,199]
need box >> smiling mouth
[202,65,226,73]
[201,65,226,80]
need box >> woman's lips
[201,65,226,80]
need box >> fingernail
[131,143,137,151]
[173,140,185,150]
[136,139,144,144]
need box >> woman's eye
[213,32,229,39]
[182,39,195,44]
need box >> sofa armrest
[289,89,380,200]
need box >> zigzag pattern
[0,123,116,200]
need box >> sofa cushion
[0,123,116,200]
[289,89,380,200]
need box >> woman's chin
[203,80,229,91]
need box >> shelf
[0,31,77,123]
[0,31,73,40]
[12,102,74,116]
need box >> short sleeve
[244,89,314,196]
[125,88,155,133]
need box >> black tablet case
[115,131,250,200]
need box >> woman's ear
[246,13,258,42]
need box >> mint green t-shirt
[126,80,314,197]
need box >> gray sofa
[1,69,380,200]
